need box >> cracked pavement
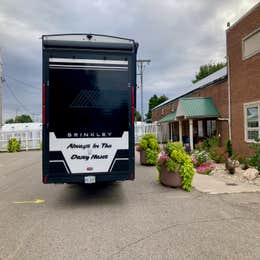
[0,151,260,259]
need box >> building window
[242,27,260,60]
[206,120,216,137]
[244,101,260,142]
[198,120,204,137]
[171,103,174,112]
[161,108,164,115]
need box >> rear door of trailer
[42,34,138,184]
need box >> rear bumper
[43,172,134,184]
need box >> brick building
[152,3,260,155]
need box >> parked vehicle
[42,34,138,184]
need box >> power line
[0,54,40,92]
[4,74,40,92]
[3,79,33,115]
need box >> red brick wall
[227,4,260,155]
[188,81,229,146]
[188,80,228,118]
[152,80,229,144]
[152,100,178,122]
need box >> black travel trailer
[42,34,138,184]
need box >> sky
[0,0,259,122]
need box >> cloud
[0,0,258,121]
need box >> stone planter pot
[159,164,182,188]
[140,150,153,165]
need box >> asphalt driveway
[0,151,260,259]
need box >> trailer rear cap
[42,34,138,52]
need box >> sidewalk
[192,173,260,194]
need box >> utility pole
[137,59,151,123]
[0,49,3,128]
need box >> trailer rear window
[49,68,129,138]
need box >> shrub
[238,155,250,170]
[225,139,232,157]
[166,141,184,154]
[7,138,21,152]
[191,150,211,167]
[249,138,260,171]
[208,136,220,149]
[140,134,160,165]
[196,163,215,175]
[195,141,205,151]
[209,146,226,163]
[195,136,220,152]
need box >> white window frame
[171,103,175,112]
[244,100,260,143]
[242,27,260,60]
[161,108,164,116]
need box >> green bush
[208,136,220,149]
[166,141,184,154]
[195,136,220,152]
[209,146,226,163]
[225,139,232,157]
[191,150,211,167]
[7,138,21,152]
[249,139,260,171]
[140,134,160,165]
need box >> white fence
[135,122,170,143]
[0,123,168,151]
[0,130,42,152]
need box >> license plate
[84,176,96,184]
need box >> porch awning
[176,97,219,118]
[158,112,176,123]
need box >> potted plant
[137,133,160,165]
[157,142,195,191]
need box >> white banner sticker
[49,132,129,173]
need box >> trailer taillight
[42,84,46,125]
[131,85,135,125]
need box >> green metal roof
[177,97,219,118]
[158,112,176,123]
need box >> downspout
[227,57,232,141]
[226,28,232,141]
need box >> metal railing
[0,130,42,152]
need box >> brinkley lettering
[67,132,113,138]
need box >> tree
[146,94,168,119]
[5,114,33,124]
[135,111,142,121]
[192,62,226,83]
[14,114,33,123]
[5,118,15,124]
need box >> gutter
[227,57,232,140]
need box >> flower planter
[140,150,147,165]
[139,150,154,165]
[159,164,182,188]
